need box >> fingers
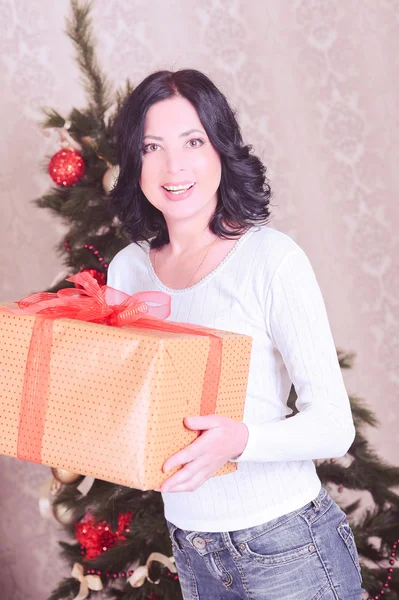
[162,433,209,473]
[162,479,202,493]
[162,417,223,473]
[160,461,199,493]
[184,415,224,430]
[160,459,211,493]
[156,416,236,493]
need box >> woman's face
[139,96,222,225]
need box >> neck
[166,228,216,257]
[162,207,218,257]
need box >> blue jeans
[166,486,365,599]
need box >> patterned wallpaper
[0,0,398,598]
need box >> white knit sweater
[107,225,355,532]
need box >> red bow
[12,272,171,324]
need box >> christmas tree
[33,2,398,599]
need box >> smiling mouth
[162,183,195,194]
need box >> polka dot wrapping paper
[0,305,252,490]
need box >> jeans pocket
[237,537,317,566]
[231,501,321,566]
[337,516,362,583]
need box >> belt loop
[313,486,326,509]
[222,531,241,559]
[311,493,321,510]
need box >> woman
[107,69,365,599]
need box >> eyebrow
[143,128,206,141]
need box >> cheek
[139,157,158,190]
[197,148,222,181]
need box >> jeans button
[193,536,206,550]
[308,544,315,552]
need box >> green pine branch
[65,0,112,122]
[32,1,133,294]
[40,109,66,129]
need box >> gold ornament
[39,476,63,520]
[50,477,63,496]
[102,164,120,194]
[51,467,83,484]
[53,502,76,525]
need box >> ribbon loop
[127,552,176,588]
[71,562,103,600]
[67,272,105,304]
[10,272,172,325]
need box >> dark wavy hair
[109,69,273,248]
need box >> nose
[164,149,185,174]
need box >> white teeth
[163,183,194,191]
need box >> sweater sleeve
[232,247,356,463]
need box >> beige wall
[0,1,398,597]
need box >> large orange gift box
[0,273,252,490]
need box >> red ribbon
[8,272,223,468]
[13,271,171,324]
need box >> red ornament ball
[76,269,106,287]
[48,148,86,187]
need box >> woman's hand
[157,416,249,493]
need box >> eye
[142,143,160,154]
[186,138,204,148]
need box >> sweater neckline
[144,226,256,294]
